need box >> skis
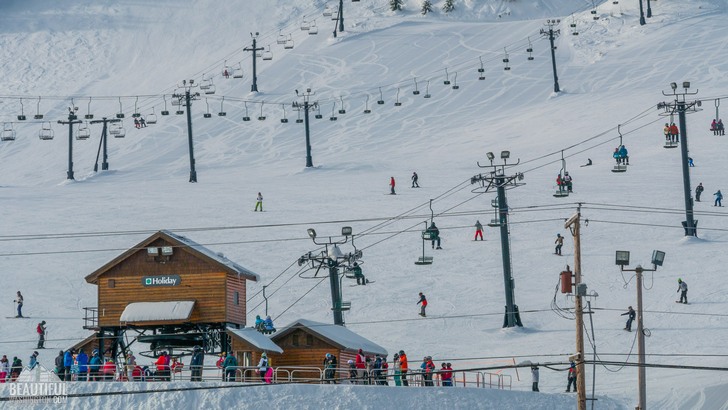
[5,316,31,319]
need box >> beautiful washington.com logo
[7,382,68,404]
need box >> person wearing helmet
[677,278,688,304]
[259,352,270,383]
[190,346,204,382]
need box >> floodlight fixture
[682,81,690,89]
[341,226,352,236]
[615,250,630,266]
[307,228,317,240]
[651,250,665,267]
[670,82,677,90]
[501,150,510,159]
[486,152,495,161]
[161,246,174,256]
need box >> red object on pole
[560,270,573,293]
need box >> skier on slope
[474,220,484,241]
[411,172,419,188]
[696,183,704,202]
[36,321,46,349]
[677,278,688,304]
[254,192,263,212]
[714,190,723,207]
[417,292,428,317]
[390,177,396,195]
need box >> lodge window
[108,279,115,288]
[306,335,314,346]
[234,291,239,305]
[292,335,299,346]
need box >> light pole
[173,80,200,183]
[471,151,525,327]
[293,89,318,167]
[659,82,700,236]
[615,250,666,410]
[58,106,81,180]
[298,226,361,326]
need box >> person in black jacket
[55,350,65,381]
[696,183,704,202]
[621,306,636,331]
[190,346,204,382]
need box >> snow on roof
[227,328,283,354]
[277,319,387,356]
[162,230,260,281]
[120,301,195,322]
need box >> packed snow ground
[2,0,728,408]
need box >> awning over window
[120,301,195,322]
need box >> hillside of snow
[2,0,728,408]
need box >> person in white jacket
[531,365,540,392]
[257,352,269,383]
[0,355,10,382]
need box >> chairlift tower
[298,227,361,326]
[173,80,201,183]
[90,117,121,172]
[540,19,561,93]
[471,151,525,328]
[58,106,82,180]
[293,89,318,167]
[658,82,700,236]
[244,33,265,92]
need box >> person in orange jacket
[398,350,409,386]
[669,123,679,143]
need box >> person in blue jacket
[715,190,723,207]
[618,145,628,165]
[264,316,276,332]
[29,351,39,370]
[89,350,102,381]
[76,349,89,381]
[254,315,265,332]
[63,349,74,381]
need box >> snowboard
[5,316,31,319]
[675,301,689,304]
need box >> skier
[76,349,88,382]
[55,350,65,380]
[714,190,723,207]
[555,233,564,255]
[696,183,704,202]
[417,292,428,317]
[621,306,636,331]
[688,157,694,167]
[411,172,419,188]
[37,320,46,348]
[663,123,671,142]
[677,278,688,304]
[711,119,718,135]
[0,355,8,383]
[531,365,540,392]
[254,192,263,212]
[566,362,577,392]
[426,222,441,249]
[390,176,396,195]
[322,353,336,384]
[190,346,204,382]
[351,262,366,285]
[474,220,484,241]
[670,123,680,143]
[223,69,229,79]
[583,158,592,167]
[14,291,23,318]
[563,172,573,193]
[618,145,629,165]
[399,350,409,386]
[64,349,74,381]
[29,351,39,371]
[259,352,270,383]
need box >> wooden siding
[97,241,228,327]
[225,274,247,326]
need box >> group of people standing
[695,183,722,206]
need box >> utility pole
[471,151,525,328]
[173,80,200,183]
[659,82,700,236]
[244,32,264,92]
[540,19,561,93]
[58,106,82,180]
[639,0,646,25]
[293,89,318,167]
[564,205,586,410]
[615,250,666,410]
[298,227,361,326]
[91,117,121,172]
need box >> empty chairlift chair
[232,63,244,79]
[1,123,16,141]
[76,123,91,140]
[109,123,125,138]
[309,20,319,35]
[38,122,54,140]
[146,108,158,124]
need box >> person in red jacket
[669,123,679,143]
[418,292,428,317]
[155,352,170,381]
[389,177,396,195]
[398,350,409,386]
[355,348,366,384]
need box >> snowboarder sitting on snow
[351,262,366,285]
[677,278,688,304]
[426,222,441,249]
[621,306,635,331]
[696,183,704,202]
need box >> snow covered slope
[2,0,728,408]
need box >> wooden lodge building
[80,230,260,361]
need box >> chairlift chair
[243,102,251,121]
[664,140,678,149]
[330,5,339,20]
[443,68,451,85]
[413,78,420,95]
[301,16,310,31]
[132,97,141,118]
[526,38,535,61]
[338,97,346,114]
[116,98,125,119]
[415,201,437,265]
[330,102,338,121]
[262,46,273,61]
[110,123,125,138]
[503,49,511,71]
[161,96,170,116]
[553,151,570,198]
[38,122,54,140]
[611,124,628,173]
[377,87,385,105]
[478,57,486,80]
[199,76,212,90]
[218,97,227,117]
[280,104,289,123]
[17,99,26,121]
[309,20,319,35]
[394,88,402,106]
[76,123,90,140]
[423,81,431,99]
[363,96,371,114]
[85,97,94,119]
[34,97,44,119]
[452,72,459,90]
[232,63,244,79]
[488,198,501,227]
[258,102,266,121]
[222,61,233,79]
[315,104,323,119]
[203,99,212,118]
[295,108,304,123]
[278,30,288,43]
[204,83,216,95]
[146,108,158,124]
[1,123,16,141]
[284,35,294,50]
[323,5,333,17]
